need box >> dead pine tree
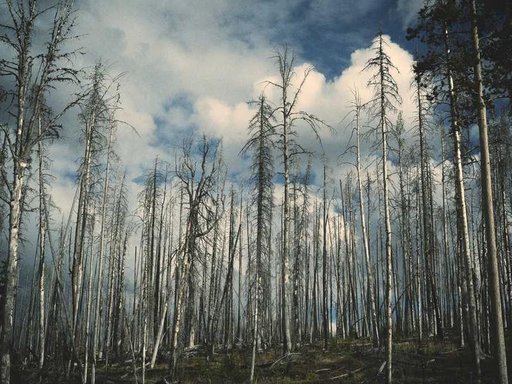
[34,104,59,372]
[469,0,507,381]
[0,1,79,382]
[321,159,330,349]
[363,32,402,384]
[91,72,121,384]
[346,90,380,347]
[137,156,164,360]
[268,46,328,355]
[37,127,47,372]
[72,64,118,378]
[241,95,275,382]
[412,69,444,340]
[167,136,223,381]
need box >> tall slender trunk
[354,96,379,347]
[37,124,47,371]
[73,110,95,340]
[0,5,31,375]
[377,37,394,384]
[312,203,319,341]
[1,167,27,383]
[470,1,507,381]
[443,19,481,379]
[322,162,329,349]
[237,196,243,345]
[281,105,292,354]
[91,126,114,384]
[416,75,443,339]
[83,219,96,384]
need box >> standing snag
[363,31,402,384]
[241,95,275,382]
[0,1,79,382]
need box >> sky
[38,0,426,219]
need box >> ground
[11,335,510,383]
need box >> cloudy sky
[45,0,425,215]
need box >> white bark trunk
[470,1,506,381]
[355,97,379,347]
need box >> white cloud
[35,0,419,228]
[165,38,418,230]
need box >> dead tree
[470,1,507,381]
[0,1,79,382]
[268,47,327,354]
[241,95,275,382]
[168,136,223,380]
[363,32,402,384]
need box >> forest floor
[12,333,512,383]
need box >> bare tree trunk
[0,3,77,380]
[142,245,148,384]
[83,221,96,384]
[415,73,443,340]
[443,20,481,379]
[383,123,393,384]
[92,124,114,384]
[363,33,400,384]
[150,302,168,368]
[312,203,320,341]
[1,168,27,383]
[169,137,221,380]
[237,195,243,345]
[322,162,329,349]
[470,2,507,381]
[353,92,379,347]
[281,100,292,355]
[72,108,95,345]
[37,127,47,371]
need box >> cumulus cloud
[188,34,417,185]
[35,1,420,221]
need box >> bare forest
[0,1,511,383]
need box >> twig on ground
[377,361,386,375]
[328,366,365,380]
[270,353,301,369]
